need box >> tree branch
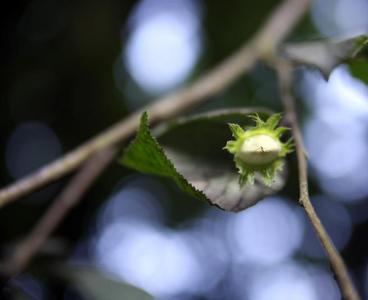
[277,61,361,300]
[0,0,310,209]
[0,147,117,281]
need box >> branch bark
[0,0,311,209]
[277,61,361,300]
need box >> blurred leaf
[6,289,29,300]
[120,109,286,212]
[282,35,368,77]
[59,265,152,300]
[13,294,28,300]
[348,58,368,85]
[348,38,368,84]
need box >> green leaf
[282,34,368,77]
[57,265,153,300]
[121,112,207,202]
[348,58,368,85]
[120,109,287,212]
[346,36,368,84]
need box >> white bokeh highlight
[92,177,208,297]
[124,0,202,94]
[302,67,368,202]
[95,222,203,297]
[311,0,368,36]
[228,197,304,265]
[244,262,340,300]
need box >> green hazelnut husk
[224,113,293,186]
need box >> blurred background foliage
[1,0,368,299]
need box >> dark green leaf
[120,109,286,212]
[348,58,368,85]
[121,112,207,202]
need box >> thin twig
[0,0,311,209]
[277,60,360,300]
[0,147,117,280]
